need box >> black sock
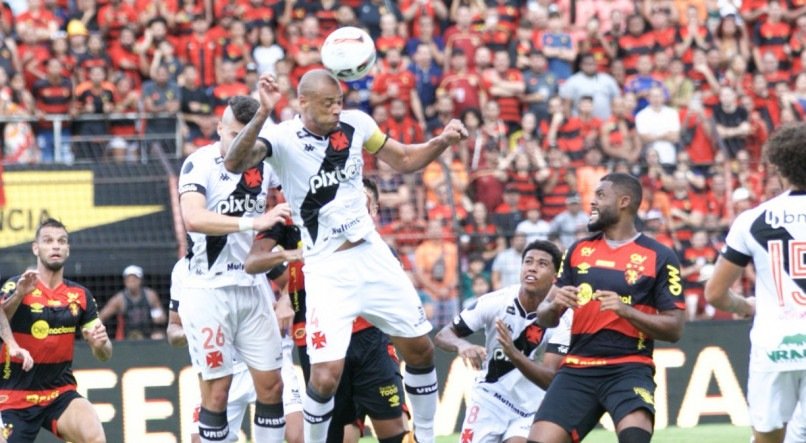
[198,407,228,442]
[618,427,652,443]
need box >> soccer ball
[321,26,377,81]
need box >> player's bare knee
[397,336,434,367]
[254,378,284,404]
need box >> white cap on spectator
[731,187,751,203]
[645,209,663,221]
[108,137,127,150]
[122,265,144,279]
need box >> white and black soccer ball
[321,26,377,82]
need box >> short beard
[42,260,65,272]
[587,210,617,232]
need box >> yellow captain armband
[82,318,101,332]
[364,130,389,154]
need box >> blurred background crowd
[0,0,794,335]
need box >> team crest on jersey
[625,254,647,285]
[329,131,350,151]
[1,280,15,294]
[243,167,263,189]
[525,324,544,344]
[67,291,81,316]
[1,423,12,439]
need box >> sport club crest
[625,253,647,285]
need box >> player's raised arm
[224,73,278,173]
[375,118,469,173]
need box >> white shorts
[192,365,256,442]
[303,233,432,364]
[179,285,283,379]
[281,335,303,414]
[748,369,806,432]
[459,387,533,442]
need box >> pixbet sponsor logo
[214,195,266,214]
[308,159,361,194]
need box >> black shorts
[533,364,656,442]
[0,390,82,442]
[298,327,405,443]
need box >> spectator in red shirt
[74,66,116,160]
[371,47,426,126]
[98,0,139,41]
[545,96,587,167]
[49,32,76,81]
[480,49,524,134]
[288,15,323,84]
[16,0,59,43]
[617,14,657,75]
[681,229,720,321]
[32,58,74,163]
[211,61,250,117]
[675,5,713,69]
[108,27,142,90]
[383,98,425,145]
[375,12,406,58]
[444,5,483,67]
[461,201,501,265]
[601,95,641,164]
[179,14,220,87]
[437,48,486,117]
[109,74,140,138]
[667,169,706,245]
[752,1,791,70]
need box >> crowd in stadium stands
[1,0,798,331]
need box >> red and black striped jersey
[556,233,684,369]
[0,278,100,410]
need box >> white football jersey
[257,110,388,264]
[722,190,806,372]
[178,143,281,288]
[453,286,569,414]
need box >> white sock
[303,387,334,443]
[404,365,437,443]
[253,401,286,443]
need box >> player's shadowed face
[588,181,619,232]
[520,249,556,295]
[302,81,343,135]
[218,107,246,156]
[33,226,69,271]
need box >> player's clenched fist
[257,73,281,112]
[439,119,469,145]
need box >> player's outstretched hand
[15,270,39,298]
[255,202,291,232]
[7,344,33,371]
[458,342,487,370]
[495,319,517,360]
[439,119,469,146]
[257,73,282,113]
[553,286,579,310]
[82,322,109,347]
[595,290,629,316]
